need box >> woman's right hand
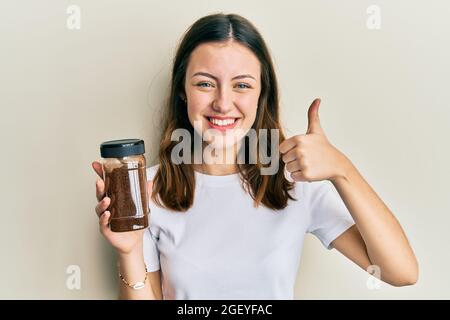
[91,161,152,256]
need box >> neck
[193,141,241,176]
[193,163,239,176]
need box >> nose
[212,88,233,114]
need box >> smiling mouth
[204,116,240,130]
[207,117,237,126]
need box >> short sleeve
[306,180,355,250]
[143,227,160,272]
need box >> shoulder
[306,180,334,195]
[293,179,335,208]
[146,163,160,181]
[283,167,330,201]
[284,166,331,198]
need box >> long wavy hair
[151,13,296,211]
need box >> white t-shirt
[143,165,355,300]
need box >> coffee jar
[100,139,149,232]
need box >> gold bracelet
[118,265,148,290]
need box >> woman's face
[184,41,261,149]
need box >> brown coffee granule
[104,164,149,232]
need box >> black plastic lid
[100,139,145,158]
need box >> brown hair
[152,13,296,211]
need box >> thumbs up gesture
[279,98,350,183]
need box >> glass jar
[99,139,149,232]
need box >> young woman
[92,13,418,300]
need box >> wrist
[118,264,148,290]
[330,154,354,184]
[118,241,143,261]
[117,242,148,291]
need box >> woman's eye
[236,83,250,89]
[196,82,250,89]
[197,82,213,88]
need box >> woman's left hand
[279,98,351,183]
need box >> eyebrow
[191,72,256,81]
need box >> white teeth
[208,118,236,126]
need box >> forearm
[331,158,418,285]
[118,242,156,300]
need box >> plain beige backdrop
[1,0,449,299]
